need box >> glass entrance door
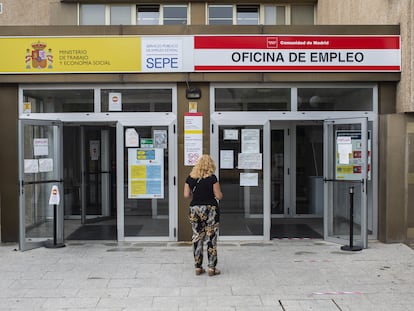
[271,127,288,216]
[116,118,176,240]
[323,118,368,248]
[18,119,63,251]
[63,125,116,240]
[217,125,265,237]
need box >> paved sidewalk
[0,239,414,310]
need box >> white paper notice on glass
[39,158,53,172]
[240,173,258,186]
[125,128,139,147]
[338,143,352,164]
[109,92,122,111]
[224,129,238,140]
[241,129,260,153]
[220,150,234,169]
[153,130,167,149]
[24,159,39,173]
[238,153,262,170]
[33,138,48,156]
[90,140,100,161]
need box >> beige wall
[317,0,413,112]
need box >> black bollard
[45,204,65,249]
[341,186,362,251]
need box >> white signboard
[109,92,122,111]
[193,35,401,72]
[141,37,193,72]
[49,185,60,205]
[184,112,203,166]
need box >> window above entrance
[298,88,373,111]
[23,89,94,113]
[215,88,291,111]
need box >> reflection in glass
[23,89,94,113]
[296,124,323,215]
[101,89,172,112]
[298,88,373,111]
[271,130,284,215]
[23,124,58,242]
[123,126,169,237]
[215,88,290,111]
[219,126,263,236]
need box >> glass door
[18,119,63,251]
[270,126,289,216]
[216,125,265,238]
[116,118,176,240]
[63,125,116,240]
[323,118,368,248]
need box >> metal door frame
[18,119,63,251]
[116,114,177,241]
[323,117,368,248]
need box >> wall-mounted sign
[0,35,400,74]
[193,35,401,72]
[184,112,203,166]
[109,92,122,111]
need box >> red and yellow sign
[1,37,141,73]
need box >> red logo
[267,37,278,48]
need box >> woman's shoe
[195,268,206,275]
[208,267,220,276]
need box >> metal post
[45,204,65,249]
[341,186,362,251]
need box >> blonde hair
[190,154,216,179]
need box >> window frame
[79,3,189,26]
[206,3,315,26]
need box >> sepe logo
[266,37,278,49]
[26,41,53,70]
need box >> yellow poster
[0,37,141,73]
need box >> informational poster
[241,129,260,153]
[24,159,39,173]
[336,131,371,180]
[39,158,53,172]
[125,128,139,147]
[240,173,258,186]
[224,129,238,140]
[238,153,262,170]
[184,112,203,166]
[23,102,31,113]
[33,138,48,156]
[128,148,164,199]
[220,150,234,169]
[109,92,122,111]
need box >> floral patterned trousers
[189,204,219,269]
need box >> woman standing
[184,154,223,276]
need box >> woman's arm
[183,183,192,199]
[213,182,223,200]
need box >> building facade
[0,0,413,250]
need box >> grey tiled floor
[1,240,414,310]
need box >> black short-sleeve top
[186,175,218,206]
